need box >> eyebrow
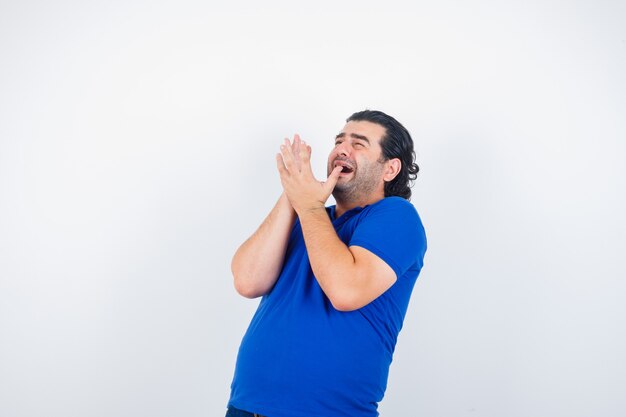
[335,132,370,144]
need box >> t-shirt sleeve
[348,197,427,278]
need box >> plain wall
[1,1,625,416]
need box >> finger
[282,137,294,152]
[323,165,343,193]
[280,140,296,172]
[300,144,314,177]
[293,133,301,151]
[299,142,310,161]
[276,153,289,177]
[298,138,306,157]
[292,134,303,171]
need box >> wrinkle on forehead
[338,121,386,146]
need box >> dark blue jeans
[225,405,266,417]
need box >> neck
[334,193,385,218]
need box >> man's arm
[297,208,397,311]
[276,136,396,311]
[231,192,296,298]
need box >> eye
[335,140,342,146]
[354,142,364,148]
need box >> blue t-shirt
[228,196,427,417]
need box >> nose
[336,141,351,157]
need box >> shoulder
[364,197,426,241]
[363,197,421,224]
[350,197,427,274]
[372,196,416,211]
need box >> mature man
[226,110,427,417]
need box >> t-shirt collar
[327,204,366,226]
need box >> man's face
[327,120,387,202]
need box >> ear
[383,158,401,183]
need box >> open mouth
[333,160,355,174]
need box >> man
[226,110,427,417]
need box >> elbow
[231,258,263,298]
[233,276,265,299]
[320,275,366,312]
[234,281,261,299]
[231,257,277,299]
[327,292,363,312]
[331,302,358,312]
[235,287,262,299]
[330,300,361,312]
[232,266,270,299]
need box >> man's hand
[276,134,343,215]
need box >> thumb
[323,165,343,193]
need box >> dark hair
[346,110,419,200]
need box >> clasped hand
[276,134,343,215]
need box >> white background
[1,1,625,416]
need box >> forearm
[275,135,397,311]
[297,207,360,309]
[231,193,296,298]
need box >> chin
[333,183,355,197]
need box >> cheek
[354,154,367,166]
[326,155,334,171]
